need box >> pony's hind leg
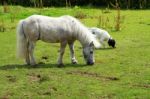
[25,49,30,65]
[68,42,78,64]
[57,41,67,67]
[25,42,30,65]
[28,41,36,66]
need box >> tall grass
[97,15,110,29]
[0,18,5,32]
[3,1,9,13]
[110,0,121,31]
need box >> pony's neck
[70,17,100,48]
[75,26,94,47]
[77,29,100,48]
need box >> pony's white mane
[61,15,100,48]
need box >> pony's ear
[89,41,94,47]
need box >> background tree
[0,0,150,9]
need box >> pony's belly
[40,30,74,43]
[41,36,60,43]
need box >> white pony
[17,15,100,66]
[88,27,116,48]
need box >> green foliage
[1,0,150,9]
[0,6,150,98]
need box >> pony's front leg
[57,41,67,67]
[68,42,78,64]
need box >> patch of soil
[98,93,116,99]
[50,86,57,91]
[66,71,119,81]
[6,75,17,82]
[0,95,9,99]
[131,84,150,89]
[38,61,45,64]
[147,23,150,25]
[41,56,48,60]
[0,92,14,99]
[27,73,49,83]
[42,91,51,95]
[27,73,41,82]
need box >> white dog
[88,27,116,48]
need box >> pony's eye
[90,51,93,54]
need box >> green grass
[0,6,150,98]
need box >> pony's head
[83,42,95,65]
[108,38,116,48]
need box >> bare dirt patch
[131,84,150,89]
[27,73,49,83]
[6,75,17,83]
[66,71,119,81]
[0,92,14,99]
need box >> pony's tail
[16,20,28,59]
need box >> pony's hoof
[72,59,78,64]
[57,63,64,68]
[72,61,78,64]
[26,63,30,66]
[31,63,37,67]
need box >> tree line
[1,0,150,9]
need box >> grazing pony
[17,15,100,66]
[88,27,116,48]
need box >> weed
[102,8,111,13]
[97,15,112,30]
[0,18,5,32]
[3,1,9,13]
[74,10,87,19]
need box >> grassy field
[0,6,150,98]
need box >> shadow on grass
[0,63,90,70]
[96,47,116,50]
[79,47,116,50]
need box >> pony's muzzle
[87,61,94,65]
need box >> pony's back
[19,15,100,48]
